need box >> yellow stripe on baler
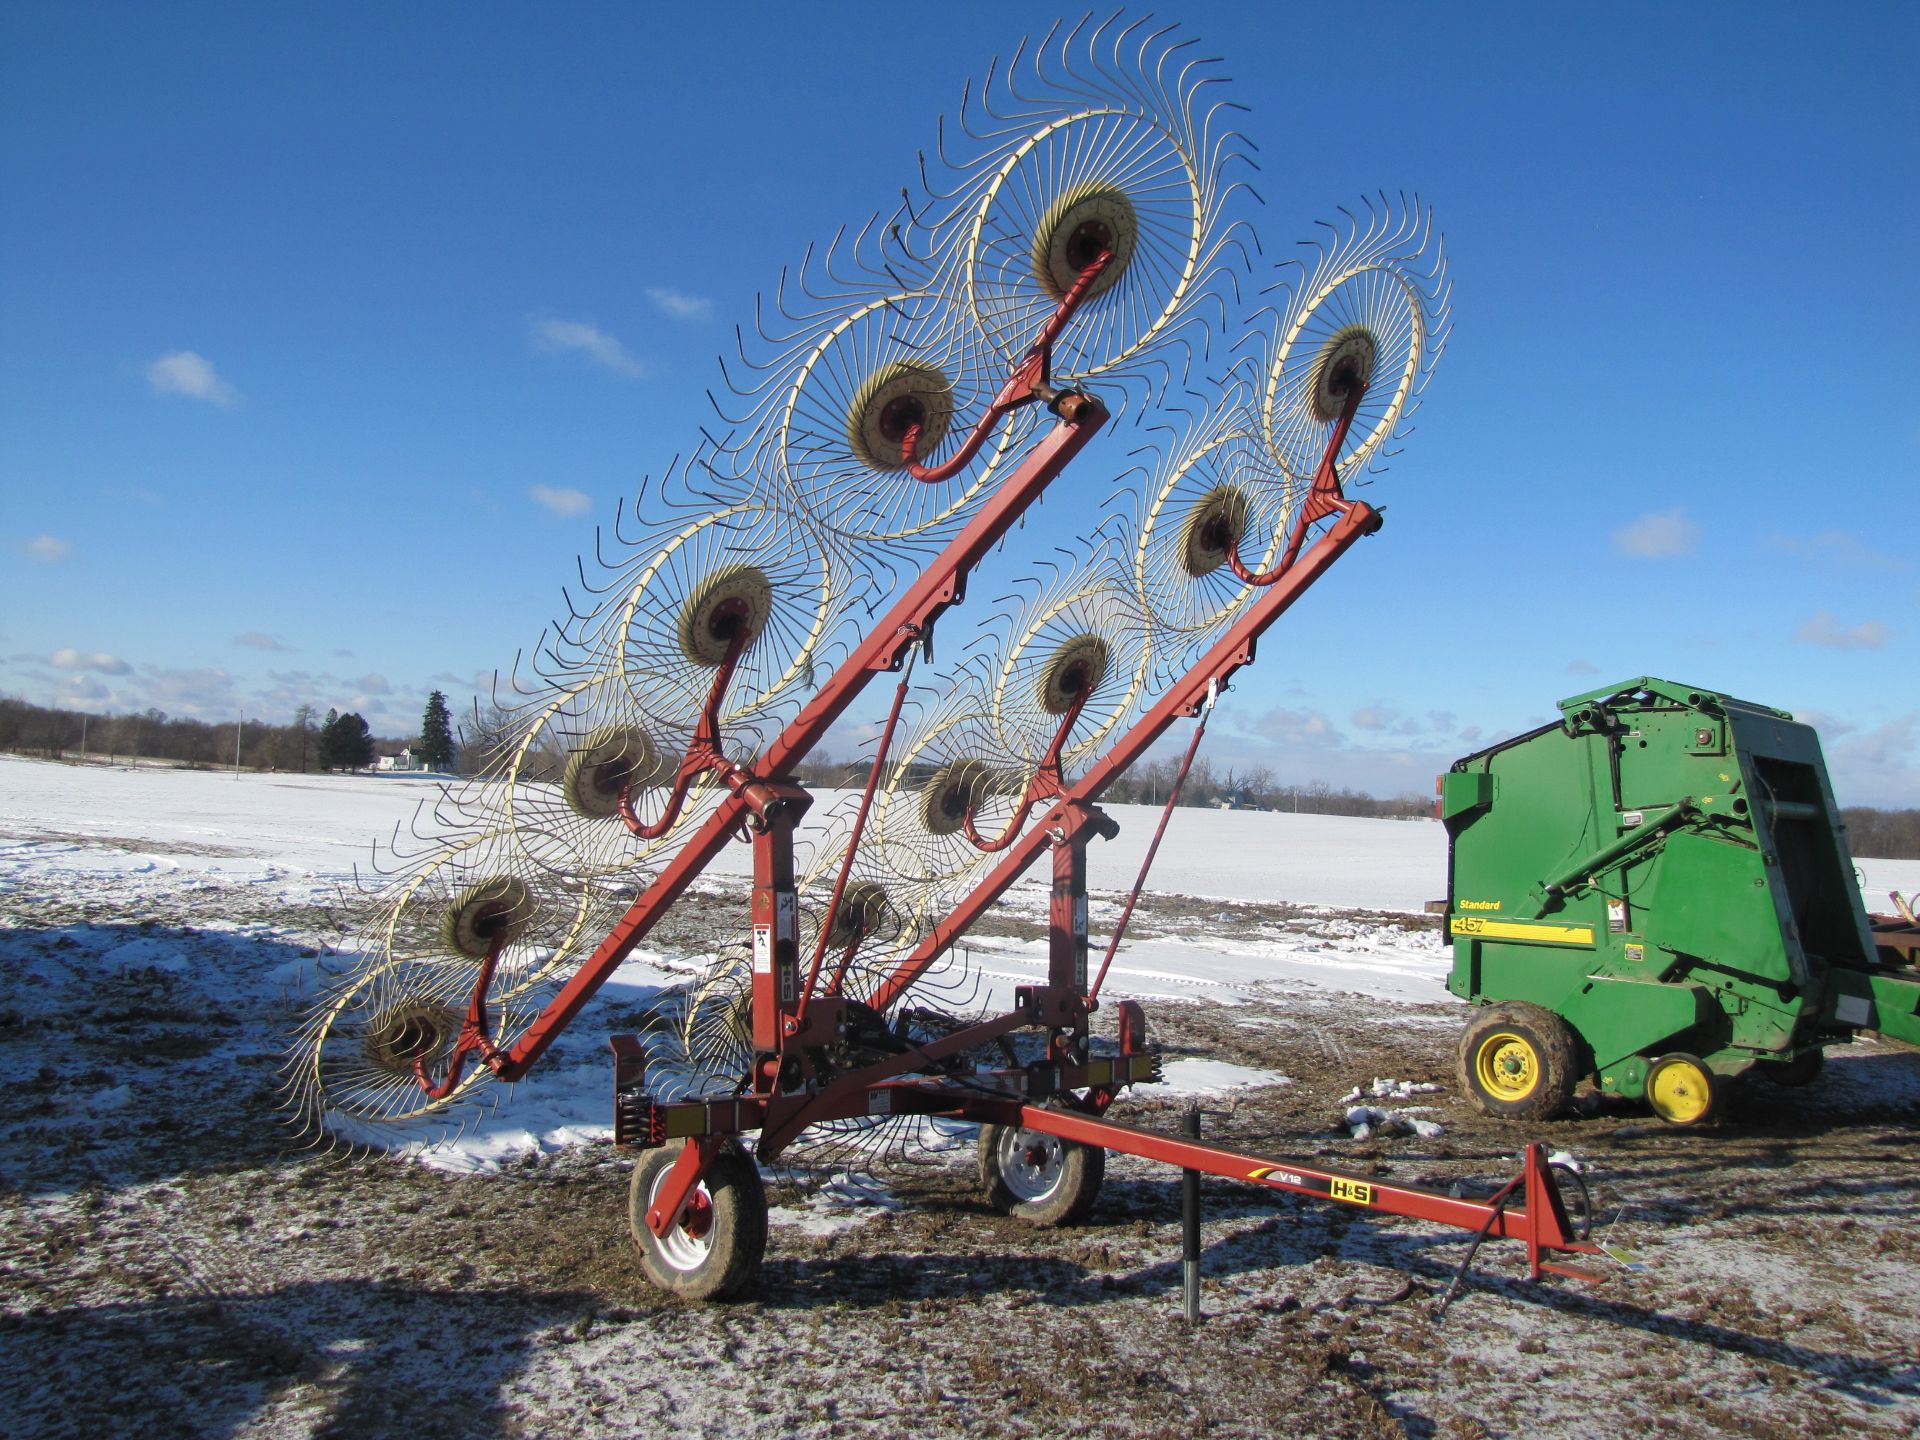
[1451,916,1596,946]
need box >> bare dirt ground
[3,874,1918,1440]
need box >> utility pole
[234,717,243,777]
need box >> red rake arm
[866,383,1382,1015]
[903,248,1114,484]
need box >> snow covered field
[5,754,1920,1438]
[3,754,1915,1174]
[9,754,1913,910]
[0,757,1461,1171]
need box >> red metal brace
[617,608,755,840]
[796,670,913,1024]
[643,1135,726,1242]
[433,255,1115,1100]
[902,249,1115,482]
[961,683,1089,853]
[865,483,1383,1017]
[1227,377,1368,588]
[413,933,510,1100]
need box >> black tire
[1760,1048,1825,1087]
[978,1118,1105,1227]
[629,1142,767,1301]
[1457,1002,1579,1120]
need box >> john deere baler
[1440,677,1920,1124]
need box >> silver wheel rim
[997,1127,1066,1203]
[647,1163,715,1273]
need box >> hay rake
[288,12,1608,1303]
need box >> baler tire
[979,1118,1105,1227]
[1760,1049,1825,1087]
[1457,1003,1578,1120]
[629,1142,767,1302]
[1645,1053,1718,1126]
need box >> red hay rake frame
[413,251,1607,1300]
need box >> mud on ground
[2,879,1917,1440]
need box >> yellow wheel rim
[1647,1058,1712,1124]
[1474,1032,1540,1102]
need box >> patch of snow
[1140,1058,1291,1095]
[1342,1103,1445,1140]
[98,937,190,973]
[767,1170,903,1237]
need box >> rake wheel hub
[364,1003,458,1076]
[678,564,773,667]
[1311,324,1379,422]
[442,874,534,960]
[1181,484,1251,578]
[847,361,954,470]
[1038,633,1110,715]
[1032,182,1137,302]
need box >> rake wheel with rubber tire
[978,1116,1105,1226]
[629,1142,768,1301]
[1457,1002,1578,1120]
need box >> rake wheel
[1261,197,1450,483]
[441,874,535,961]
[845,360,956,471]
[561,723,669,821]
[989,573,1149,768]
[611,504,840,732]
[963,105,1206,380]
[775,291,1026,545]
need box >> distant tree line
[0,693,405,774]
[793,752,1436,824]
[792,747,1920,858]
[1840,808,1920,864]
[17,686,1916,859]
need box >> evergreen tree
[340,712,375,769]
[317,708,344,770]
[318,711,374,770]
[291,703,316,773]
[418,690,456,772]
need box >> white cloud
[530,484,593,518]
[529,317,649,378]
[1823,712,1920,808]
[145,350,238,406]
[1793,611,1892,651]
[1612,507,1698,558]
[20,535,72,562]
[234,631,290,652]
[1245,705,1342,749]
[646,286,713,322]
[1768,529,1906,574]
[1567,658,1600,675]
[50,648,130,675]
[353,672,392,696]
[139,664,238,717]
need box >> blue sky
[3,3,1917,804]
